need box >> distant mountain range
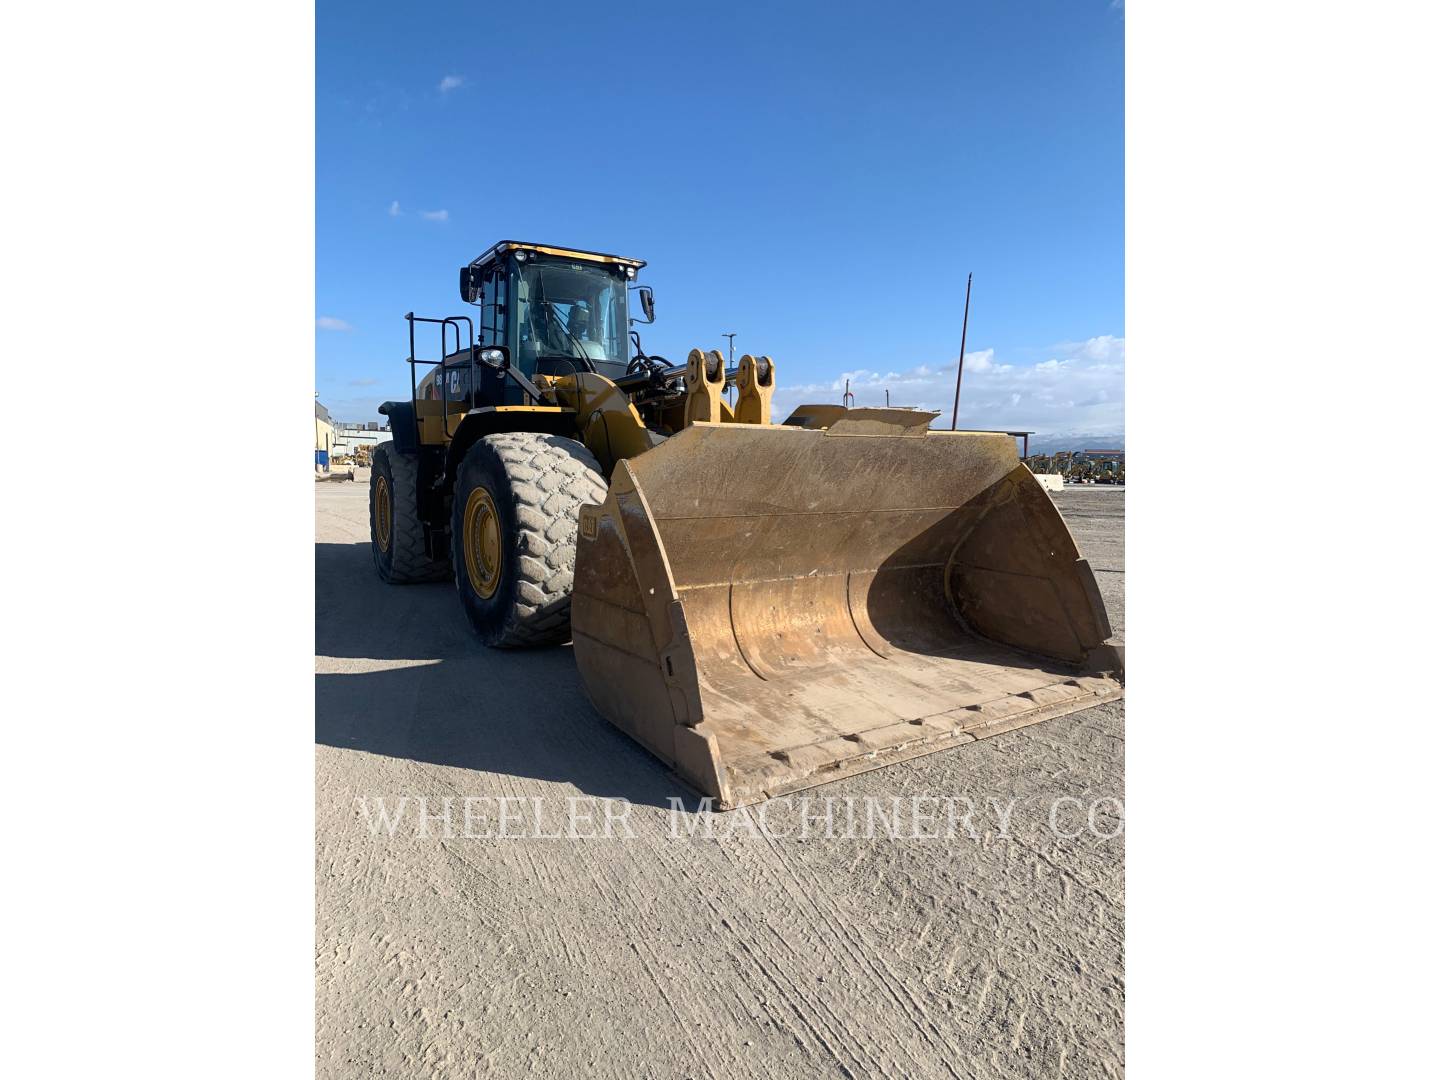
[1022,432,1126,457]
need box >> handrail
[404,313,475,444]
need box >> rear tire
[451,432,607,647]
[371,441,450,583]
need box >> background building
[315,399,334,470]
[331,421,392,459]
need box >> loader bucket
[571,413,1123,810]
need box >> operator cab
[459,241,648,383]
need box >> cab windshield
[516,261,629,378]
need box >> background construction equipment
[1025,449,1125,485]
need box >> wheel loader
[369,241,1123,810]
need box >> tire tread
[372,441,449,583]
[455,432,607,647]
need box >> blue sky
[318,0,1123,443]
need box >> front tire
[370,442,450,583]
[451,432,607,647]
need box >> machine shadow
[315,542,690,809]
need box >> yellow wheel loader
[370,241,1123,809]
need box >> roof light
[514,250,528,261]
[625,267,636,279]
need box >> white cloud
[1073,334,1123,361]
[438,75,465,93]
[389,201,447,223]
[316,317,353,332]
[771,335,1125,439]
[964,348,996,372]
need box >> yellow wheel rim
[463,486,503,599]
[375,475,392,553]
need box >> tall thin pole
[950,272,973,430]
[722,333,737,407]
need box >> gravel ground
[316,481,1125,1079]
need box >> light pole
[950,272,973,430]
[722,333,737,405]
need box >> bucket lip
[707,671,1126,811]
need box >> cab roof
[467,240,646,272]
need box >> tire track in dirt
[747,828,971,1079]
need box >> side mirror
[635,285,656,324]
[459,266,482,304]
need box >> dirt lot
[316,481,1125,1079]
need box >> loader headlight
[480,348,506,365]
[625,266,636,279]
[514,250,528,262]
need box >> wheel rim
[463,486,503,599]
[375,475,392,553]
